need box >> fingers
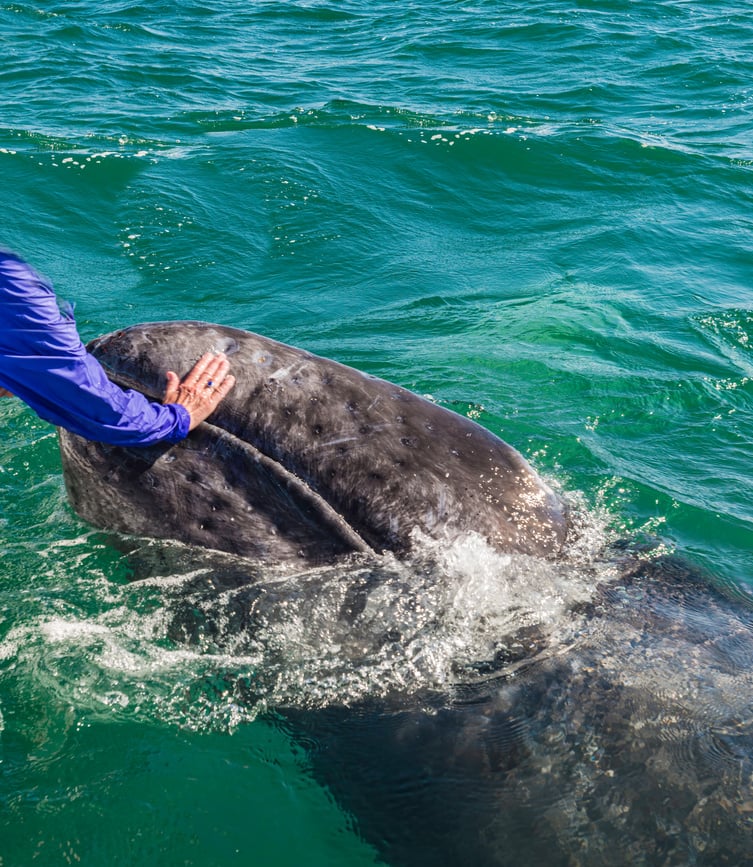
[163,370,180,404]
[162,351,236,431]
[199,353,230,391]
[181,352,219,390]
[0,387,14,398]
[207,373,235,407]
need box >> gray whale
[58,320,568,565]
[53,320,753,865]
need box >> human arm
[0,251,233,445]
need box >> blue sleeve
[0,251,191,447]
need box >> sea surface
[2,1,753,865]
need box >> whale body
[53,321,753,866]
[58,321,568,565]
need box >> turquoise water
[2,1,753,864]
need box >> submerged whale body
[58,320,568,564]
[126,539,753,867]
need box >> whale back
[58,321,568,564]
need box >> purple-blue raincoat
[0,250,189,446]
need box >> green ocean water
[2,1,753,864]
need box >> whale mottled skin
[58,321,568,565]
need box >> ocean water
[2,1,753,864]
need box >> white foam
[40,619,110,641]
[0,495,620,730]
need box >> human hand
[0,388,13,398]
[163,352,236,431]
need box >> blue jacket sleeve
[0,251,190,447]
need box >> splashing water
[0,496,617,732]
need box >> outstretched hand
[163,352,236,431]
